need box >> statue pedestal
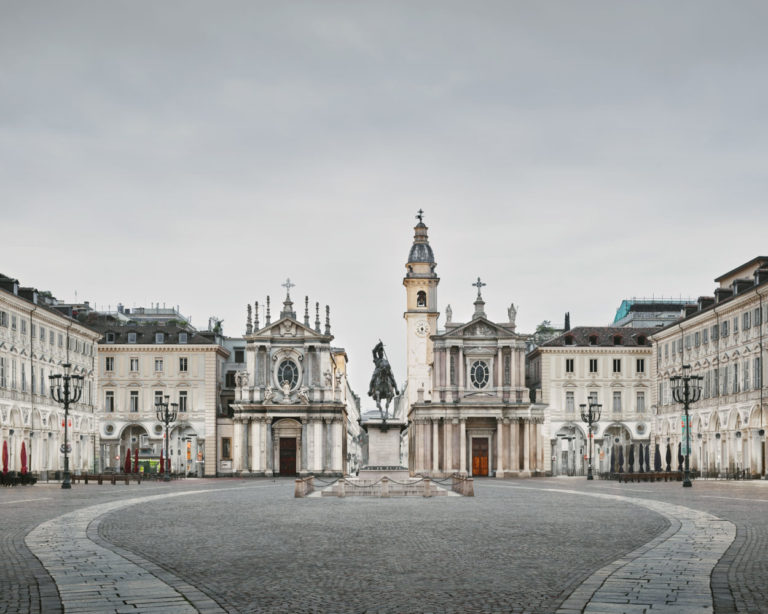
[359,415,408,480]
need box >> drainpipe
[28,305,36,471]
[757,288,766,477]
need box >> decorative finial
[416,208,424,223]
[254,301,260,330]
[304,296,310,327]
[315,302,321,332]
[246,304,253,335]
[282,278,295,299]
[445,304,452,323]
[325,305,331,335]
[472,276,486,299]
[266,296,271,325]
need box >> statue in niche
[264,386,275,403]
[368,340,399,421]
[508,303,517,326]
[445,304,452,323]
[297,386,310,404]
[324,370,333,387]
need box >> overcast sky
[2,1,768,400]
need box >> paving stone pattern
[98,480,669,613]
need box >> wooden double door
[472,438,489,476]
[279,437,297,476]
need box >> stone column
[458,349,465,391]
[233,419,243,473]
[324,418,332,474]
[249,419,260,472]
[523,420,531,473]
[334,419,343,473]
[459,419,467,475]
[301,419,308,475]
[265,419,273,476]
[445,420,453,473]
[496,418,504,478]
[432,419,439,473]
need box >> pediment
[439,316,515,339]
[249,316,329,341]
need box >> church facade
[404,216,547,478]
[222,287,362,477]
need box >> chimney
[564,312,571,332]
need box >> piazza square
[3,2,768,613]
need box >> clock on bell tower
[403,210,439,407]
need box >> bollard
[381,476,390,498]
[423,478,432,498]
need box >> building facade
[404,217,546,478]
[224,289,361,477]
[0,274,101,476]
[651,257,768,477]
[91,316,228,475]
[527,327,655,476]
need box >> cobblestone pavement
[3,476,768,613]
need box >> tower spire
[254,301,260,330]
[315,302,321,333]
[246,303,253,334]
[304,296,310,327]
[472,277,486,318]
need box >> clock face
[415,320,430,337]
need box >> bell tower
[403,210,439,406]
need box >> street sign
[60,443,72,454]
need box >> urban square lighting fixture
[155,395,178,482]
[580,401,602,480]
[49,363,84,489]
[670,364,703,488]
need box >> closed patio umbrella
[654,443,662,471]
[628,444,635,472]
[665,443,672,472]
[133,448,139,473]
[124,449,131,474]
[20,441,27,475]
[2,440,8,476]
[645,445,650,472]
[677,442,683,472]
[610,447,615,473]
[159,448,164,474]
[618,445,624,473]
[638,444,644,472]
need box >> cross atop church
[416,209,424,223]
[472,276,486,298]
[282,278,295,298]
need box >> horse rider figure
[368,341,399,421]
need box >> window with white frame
[39,325,45,341]
[58,333,63,347]
[636,358,645,374]
[154,358,163,372]
[128,332,137,344]
[565,358,574,374]
[755,357,762,389]
[155,332,164,344]
[105,332,115,343]
[179,357,188,372]
[105,356,114,372]
[733,363,739,393]
[588,391,598,406]
[0,311,7,327]
[612,391,621,412]
[130,357,139,372]
[11,314,17,331]
[744,312,751,330]
[130,390,139,412]
[565,391,574,412]
[0,357,6,387]
[179,332,188,344]
[11,360,16,390]
[612,359,621,373]
[744,359,750,391]
[589,358,598,373]
[39,367,45,394]
[20,320,26,335]
[636,391,645,412]
[154,390,164,409]
[105,390,115,412]
[179,390,188,412]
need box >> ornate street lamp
[49,363,84,489]
[580,402,602,480]
[155,395,178,482]
[670,364,703,488]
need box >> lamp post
[670,364,703,488]
[580,402,602,480]
[49,363,83,489]
[155,395,178,482]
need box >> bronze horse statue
[368,341,399,421]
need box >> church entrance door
[472,438,489,476]
[279,438,297,475]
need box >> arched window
[416,291,427,308]
[277,360,299,390]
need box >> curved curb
[510,487,736,614]
[25,490,231,613]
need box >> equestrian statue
[368,340,399,421]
